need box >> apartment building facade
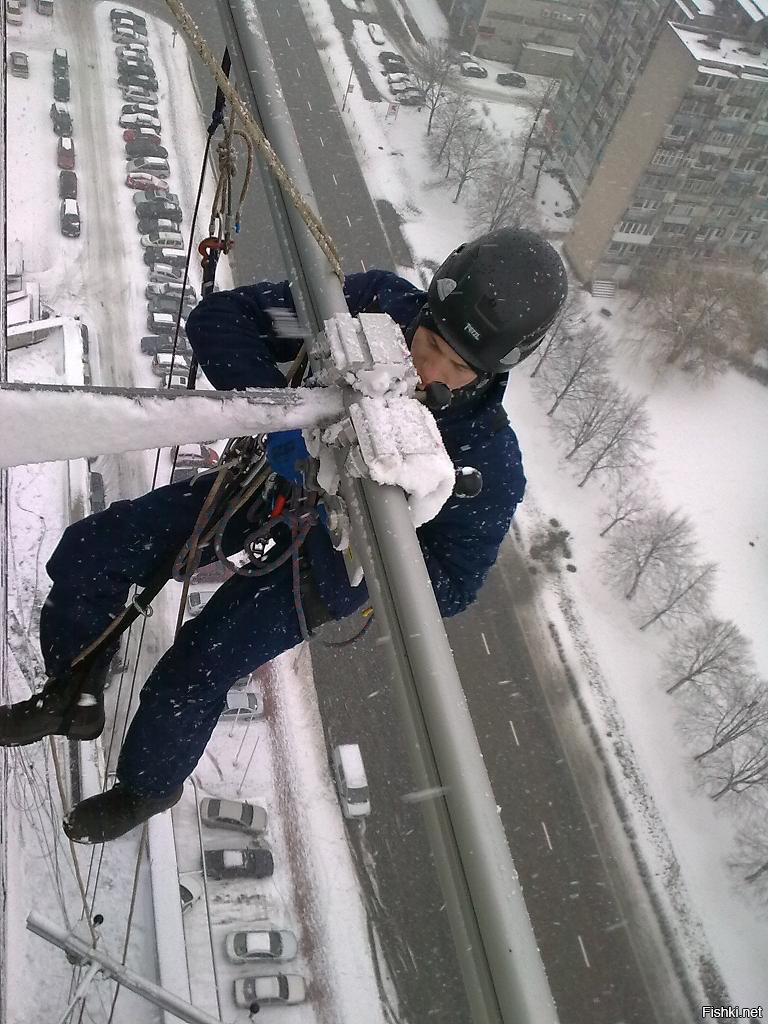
[549,0,768,284]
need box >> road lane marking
[345,214,352,227]
[307,99,312,111]
[480,632,490,655]
[541,820,553,850]
[332,173,338,186]
[296,67,301,78]
[577,934,591,968]
[508,719,520,747]
[496,679,513,686]
[360,258,367,271]
[319,136,325,147]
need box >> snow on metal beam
[0,382,344,469]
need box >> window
[662,222,688,235]
[633,198,660,210]
[652,149,680,166]
[670,204,694,216]
[731,229,759,243]
[616,220,653,235]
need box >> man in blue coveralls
[0,229,568,842]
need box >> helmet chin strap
[405,313,494,412]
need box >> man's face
[410,325,478,392]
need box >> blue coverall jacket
[40,271,526,797]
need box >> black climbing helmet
[424,228,568,374]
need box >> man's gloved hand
[265,430,309,484]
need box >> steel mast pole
[212,3,558,1021]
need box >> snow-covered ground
[4,0,768,1018]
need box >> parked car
[151,349,189,375]
[160,371,190,390]
[89,471,105,513]
[378,50,406,66]
[6,2,23,26]
[140,334,192,356]
[179,877,202,915]
[148,263,184,283]
[140,230,182,250]
[174,440,215,467]
[110,7,146,31]
[57,135,75,169]
[332,742,371,818]
[59,198,81,238]
[136,200,181,222]
[398,90,425,106]
[148,295,194,319]
[122,85,158,103]
[148,311,186,335]
[118,55,154,74]
[146,280,195,302]
[221,690,264,721]
[133,189,179,208]
[52,48,68,72]
[127,141,168,160]
[36,0,55,14]
[118,72,158,92]
[9,52,29,79]
[50,102,72,134]
[121,102,158,117]
[116,42,148,60]
[390,81,420,98]
[367,22,385,45]
[58,169,77,199]
[123,126,161,144]
[126,172,169,192]
[53,75,70,102]
[204,846,274,881]
[200,798,268,836]
[128,157,170,180]
[461,61,488,78]
[113,27,148,45]
[119,112,160,131]
[143,246,185,267]
[233,975,306,1009]
[225,929,297,964]
[139,216,181,235]
[496,71,527,88]
[386,71,412,85]
[381,57,409,75]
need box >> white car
[368,22,385,45]
[161,372,190,390]
[7,1,23,25]
[220,689,264,721]
[199,797,268,835]
[226,929,298,964]
[386,71,412,85]
[332,743,371,818]
[140,231,183,248]
[119,111,161,131]
[233,974,306,1008]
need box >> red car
[57,136,75,170]
[123,127,162,144]
[125,172,169,192]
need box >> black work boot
[63,782,184,844]
[0,680,105,747]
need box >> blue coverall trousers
[39,475,332,797]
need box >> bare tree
[447,121,496,203]
[663,618,751,695]
[468,157,535,233]
[695,679,768,762]
[559,389,651,487]
[709,738,768,801]
[637,260,766,381]
[598,474,650,537]
[529,294,585,378]
[430,90,475,165]
[729,813,768,901]
[638,559,716,631]
[532,324,609,416]
[604,507,697,601]
[518,81,559,181]
[410,41,458,136]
